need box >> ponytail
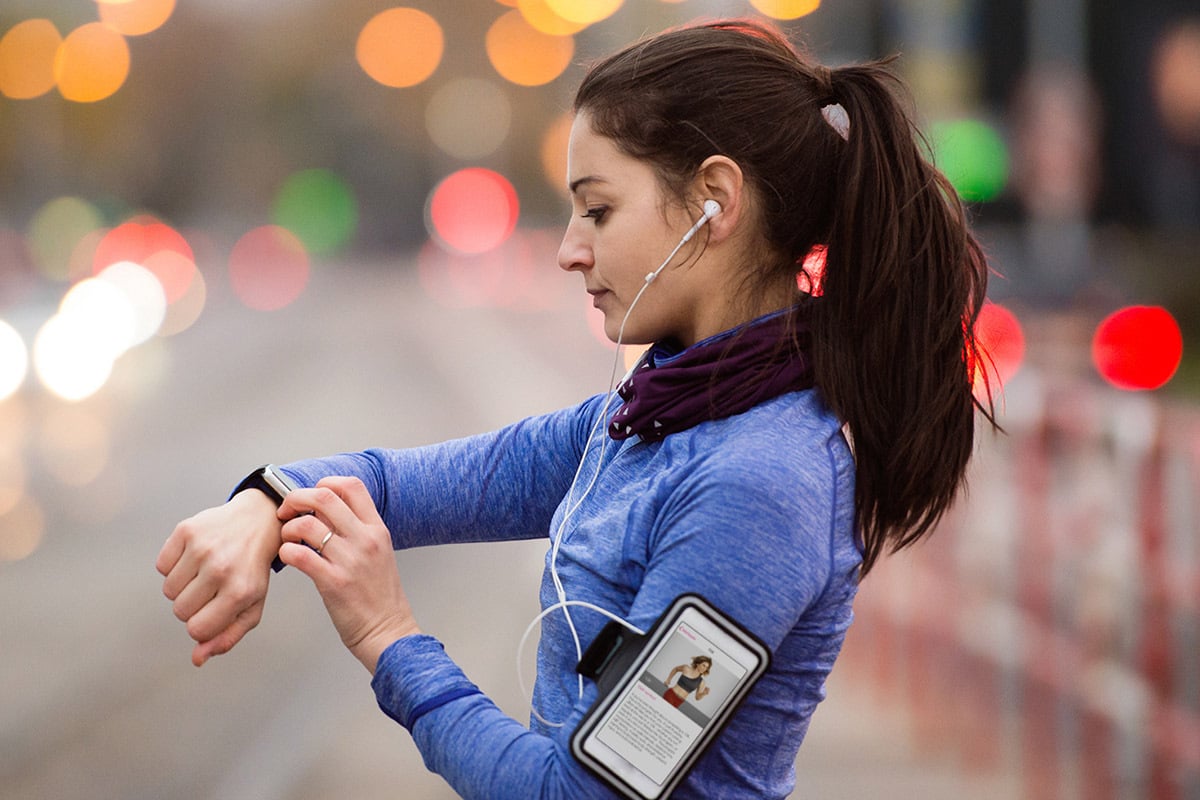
[813,62,994,575]
[572,19,996,577]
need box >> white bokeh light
[0,318,28,400]
[98,261,167,345]
[33,313,115,402]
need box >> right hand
[156,489,284,666]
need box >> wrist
[355,620,423,676]
[228,488,285,569]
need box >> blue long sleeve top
[281,384,860,798]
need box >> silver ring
[316,529,335,555]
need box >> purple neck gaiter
[608,304,815,442]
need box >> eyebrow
[567,175,607,194]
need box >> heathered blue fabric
[281,386,860,799]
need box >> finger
[278,485,363,538]
[278,540,334,584]
[185,573,262,643]
[172,570,219,623]
[192,599,264,667]
[280,514,338,550]
[313,476,380,524]
[156,526,186,577]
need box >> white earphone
[519,198,723,727]
[643,199,723,284]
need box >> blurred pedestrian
[157,18,995,798]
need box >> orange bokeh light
[427,168,520,255]
[749,0,821,19]
[0,19,62,100]
[486,10,574,87]
[55,22,130,102]
[544,0,622,25]
[356,7,444,88]
[540,112,573,196]
[228,226,310,311]
[518,0,588,36]
[97,0,176,37]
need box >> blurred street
[1,258,1024,800]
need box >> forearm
[372,636,616,799]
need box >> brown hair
[575,19,996,576]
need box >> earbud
[644,199,722,284]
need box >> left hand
[277,476,421,674]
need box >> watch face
[261,466,298,501]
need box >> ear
[690,155,746,245]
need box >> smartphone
[571,594,771,799]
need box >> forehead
[566,111,657,193]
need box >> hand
[277,476,421,674]
[156,489,283,666]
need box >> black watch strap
[231,465,288,572]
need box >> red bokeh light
[93,216,196,303]
[228,226,309,311]
[427,168,519,254]
[1092,305,1183,391]
[972,301,1026,398]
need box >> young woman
[663,656,712,708]
[158,19,994,798]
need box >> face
[557,111,710,347]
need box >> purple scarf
[608,305,815,442]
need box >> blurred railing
[839,367,1200,799]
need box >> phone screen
[571,596,769,799]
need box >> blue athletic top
[281,380,860,798]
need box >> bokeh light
[426,78,513,159]
[0,319,28,401]
[540,112,573,196]
[930,118,1010,203]
[55,22,130,103]
[0,450,25,517]
[28,196,103,282]
[228,225,310,311]
[157,266,207,336]
[94,216,196,303]
[1092,305,1183,391]
[356,8,443,88]
[33,313,116,402]
[972,301,1026,398]
[749,0,821,20]
[97,261,168,346]
[0,19,62,100]
[272,169,358,255]
[544,0,622,25]
[0,495,44,562]
[96,0,176,37]
[487,10,574,87]
[427,168,520,255]
[59,277,138,359]
[519,0,589,35]
[1152,20,1200,147]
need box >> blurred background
[1,0,1199,798]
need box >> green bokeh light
[929,119,1009,203]
[271,168,358,255]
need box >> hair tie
[812,65,836,105]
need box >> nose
[557,217,592,274]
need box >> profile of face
[557,111,717,348]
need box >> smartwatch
[231,464,299,572]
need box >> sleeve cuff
[371,634,483,731]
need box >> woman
[663,656,712,709]
[158,19,994,798]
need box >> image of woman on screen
[663,656,712,708]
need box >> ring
[316,529,335,556]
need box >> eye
[582,206,609,223]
